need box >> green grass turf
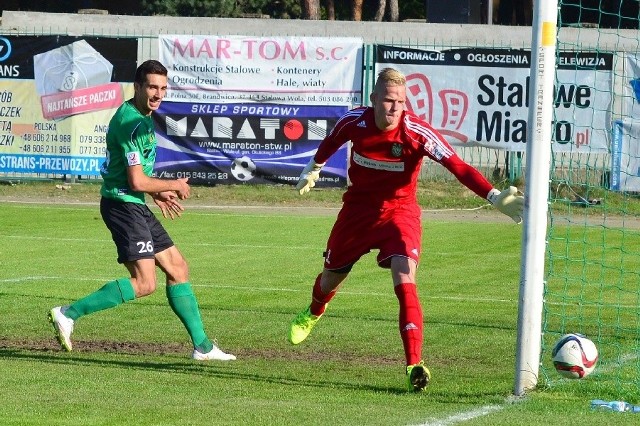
[0,185,637,425]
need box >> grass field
[0,182,637,425]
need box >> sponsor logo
[402,322,418,331]
[353,151,404,172]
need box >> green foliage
[138,0,424,20]
[139,0,302,19]
[238,0,302,19]
[398,0,426,20]
[141,0,239,18]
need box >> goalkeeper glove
[487,186,524,224]
[295,159,325,195]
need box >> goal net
[541,0,640,399]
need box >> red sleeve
[314,108,365,164]
[440,153,494,199]
[405,112,494,199]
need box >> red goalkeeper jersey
[314,107,493,206]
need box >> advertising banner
[159,35,363,106]
[0,35,137,175]
[374,45,613,152]
[156,35,363,185]
[625,54,640,119]
[153,102,347,186]
[611,119,640,192]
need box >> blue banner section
[631,79,640,102]
[154,102,348,186]
[0,154,103,174]
[611,120,622,191]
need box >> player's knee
[132,277,157,297]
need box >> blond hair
[374,67,406,91]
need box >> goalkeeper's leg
[394,282,424,366]
[390,256,429,391]
[289,270,345,345]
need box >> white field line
[410,393,530,426]
[0,198,485,212]
[0,199,491,220]
[0,234,501,260]
[412,404,504,426]
[0,276,60,283]
[0,275,514,304]
[0,276,108,283]
[1,200,339,215]
[2,269,637,308]
[0,234,318,249]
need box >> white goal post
[514,0,558,396]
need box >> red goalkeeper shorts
[323,201,422,270]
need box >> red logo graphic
[283,119,304,140]
[406,73,469,143]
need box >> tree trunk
[352,0,363,21]
[302,0,320,19]
[388,0,399,21]
[374,0,385,21]
[326,0,335,20]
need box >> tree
[141,0,237,17]
[398,0,425,21]
[241,0,302,19]
[352,0,363,20]
[325,0,335,20]
[374,0,399,21]
[374,0,385,21]
[18,0,422,21]
[388,0,398,21]
[301,0,320,19]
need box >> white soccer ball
[552,333,598,379]
[230,156,256,182]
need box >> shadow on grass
[0,346,410,395]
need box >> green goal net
[541,0,640,400]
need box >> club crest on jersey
[391,143,403,158]
[127,151,141,166]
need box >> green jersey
[100,100,157,204]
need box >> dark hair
[134,60,168,85]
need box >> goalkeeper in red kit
[288,67,524,392]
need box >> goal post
[513,0,558,396]
[519,1,640,399]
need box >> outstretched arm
[442,155,524,223]
[295,159,326,195]
[294,108,364,195]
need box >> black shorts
[100,197,174,264]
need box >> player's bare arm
[126,164,191,199]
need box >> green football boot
[288,306,322,345]
[406,361,431,392]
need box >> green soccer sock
[64,278,136,321]
[166,283,213,353]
